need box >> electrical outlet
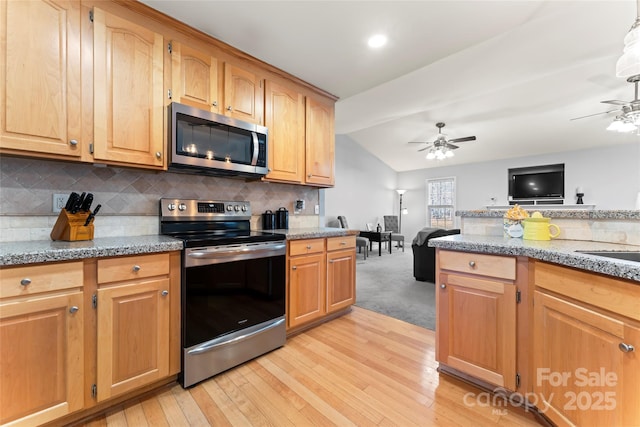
[314,204,320,214]
[53,193,68,213]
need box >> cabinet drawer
[535,261,640,322]
[289,239,325,256]
[439,250,516,280]
[326,235,355,252]
[0,261,84,299]
[98,253,170,284]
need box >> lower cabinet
[533,261,640,427]
[0,262,85,427]
[287,236,356,331]
[436,249,519,391]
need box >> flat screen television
[508,164,564,200]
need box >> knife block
[50,209,94,241]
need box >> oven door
[181,241,286,387]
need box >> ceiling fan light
[445,149,454,158]
[616,20,640,78]
[426,151,436,160]
[619,120,637,132]
[607,118,623,131]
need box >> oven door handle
[187,243,286,259]
[187,318,285,355]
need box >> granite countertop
[0,235,184,266]
[457,209,640,220]
[428,234,640,282]
[262,227,356,240]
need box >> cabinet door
[92,8,165,168]
[436,273,516,390]
[0,0,82,158]
[0,292,84,426]
[288,253,325,328]
[305,96,335,186]
[264,80,304,183]
[326,248,356,313]
[223,63,263,124]
[533,291,640,427]
[96,278,170,401]
[170,41,219,113]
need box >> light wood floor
[80,307,542,426]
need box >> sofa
[412,228,461,282]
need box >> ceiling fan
[570,75,640,124]
[409,122,476,155]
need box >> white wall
[326,138,639,245]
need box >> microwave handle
[250,132,259,166]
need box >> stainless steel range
[160,198,287,388]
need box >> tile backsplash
[0,157,319,241]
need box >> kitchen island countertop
[267,227,357,240]
[429,234,640,282]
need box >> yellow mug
[522,218,561,241]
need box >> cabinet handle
[308,174,312,178]
[155,151,162,159]
[20,278,31,286]
[69,139,78,146]
[329,259,334,263]
[161,290,169,296]
[132,265,141,272]
[440,284,446,289]
[306,245,312,249]
[619,342,635,353]
[226,106,232,111]
[340,241,346,245]
[292,266,297,270]
[212,101,218,107]
[468,261,476,268]
[69,306,79,314]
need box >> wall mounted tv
[508,164,565,200]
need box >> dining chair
[383,215,405,252]
[337,216,369,259]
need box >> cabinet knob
[440,284,446,289]
[619,342,635,353]
[20,278,31,286]
[212,101,218,107]
[161,290,169,297]
[226,106,232,111]
[468,261,476,268]
[308,174,312,178]
[155,151,162,159]
[69,139,78,146]
[69,306,79,314]
[132,265,141,272]
[306,245,312,249]
[340,241,346,245]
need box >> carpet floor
[354,245,436,330]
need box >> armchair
[337,216,369,259]
[412,228,461,282]
[383,215,405,252]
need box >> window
[426,177,456,229]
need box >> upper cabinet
[170,41,220,113]
[0,0,83,159]
[92,7,165,169]
[264,80,305,183]
[223,63,264,125]
[305,95,335,187]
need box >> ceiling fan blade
[417,143,434,152]
[448,136,476,143]
[418,147,428,152]
[445,143,460,150]
[601,100,629,106]
[408,141,430,144]
[570,109,618,121]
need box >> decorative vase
[503,218,524,238]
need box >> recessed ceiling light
[367,34,387,49]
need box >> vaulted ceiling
[141,0,639,171]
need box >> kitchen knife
[84,204,101,226]
[72,192,86,214]
[65,192,79,212]
[80,193,93,212]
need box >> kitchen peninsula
[429,208,639,427]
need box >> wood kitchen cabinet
[0,0,84,160]
[223,63,264,125]
[533,261,640,427]
[264,80,305,183]
[305,95,335,187]
[170,40,220,113]
[287,238,326,329]
[92,7,165,169]
[0,261,85,426]
[95,253,173,401]
[436,249,518,390]
[326,236,356,313]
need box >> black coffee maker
[276,207,289,229]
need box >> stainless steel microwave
[169,102,268,178]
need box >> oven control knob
[168,203,176,211]
[178,203,187,211]
[234,205,240,212]
[241,205,247,212]
[226,205,233,212]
